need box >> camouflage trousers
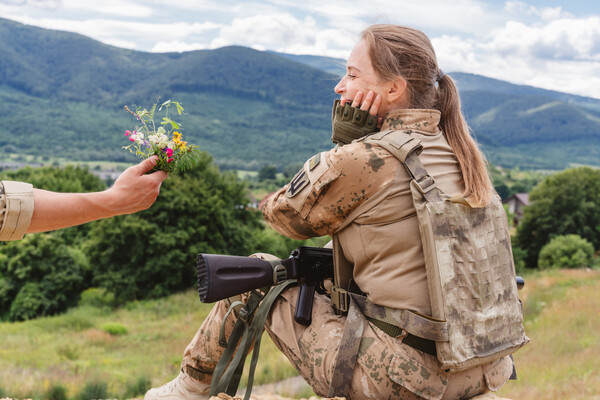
[182,264,513,400]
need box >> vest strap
[350,293,448,342]
[327,295,365,397]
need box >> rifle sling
[210,280,297,400]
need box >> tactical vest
[328,130,529,396]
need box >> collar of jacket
[380,109,441,134]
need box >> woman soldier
[145,24,520,400]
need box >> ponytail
[436,74,493,206]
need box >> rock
[210,393,346,400]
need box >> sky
[1,0,599,99]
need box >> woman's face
[334,39,382,107]
[335,39,407,115]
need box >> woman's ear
[384,77,408,107]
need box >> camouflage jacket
[0,181,34,241]
[263,109,463,315]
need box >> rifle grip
[294,282,316,326]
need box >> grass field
[0,291,298,399]
[1,268,599,399]
[498,268,600,400]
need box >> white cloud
[297,0,506,36]
[61,0,154,18]
[1,0,60,10]
[208,13,353,56]
[3,15,221,51]
[503,1,571,20]
[430,15,600,98]
[488,17,600,61]
[151,40,208,53]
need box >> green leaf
[159,99,172,110]
[174,101,184,115]
[149,103,157,119]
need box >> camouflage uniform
[182,109,514,399]
[0,181,34,241]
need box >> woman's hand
[108,156,169,215]
[341,90,384,129]
[27,156,168,234]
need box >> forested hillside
[1,17,600,171]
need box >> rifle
[196,245,526,326]
[197,246,333,326]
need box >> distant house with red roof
[503,193,529,226]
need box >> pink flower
[125,130,131,136]
[167,158,173,163]
[129,137,135,142]
[166,148,173,157]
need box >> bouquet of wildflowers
[122,99,201,173]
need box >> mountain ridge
[0,17,599,170]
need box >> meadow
[1,268,599,399]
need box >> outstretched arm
[27,156,168,233]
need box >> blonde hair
[361,24,493,206]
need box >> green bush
[77,380,108,400]
[0,233,89,321]
[9,282,46,321]
[124,375,151,398]
[100,322,128,336]
[538,234,595,270]
[79,288,115,308]
[46,383,68,400]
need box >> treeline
[0,153,324,322]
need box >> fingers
[150,170,168,183]
[351,91,364,108]
[134,156,159,175]
[369,93,382,116]
[346,90,381,116]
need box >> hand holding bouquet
[122,100,200,173]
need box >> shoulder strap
[367,130,442,202]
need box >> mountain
[450,73,600,168]
[0,17,599,170]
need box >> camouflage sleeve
[262,142,399,239]
[0,181,35,241]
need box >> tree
[0,233,89,321]
[515,167,600,268]
[258,165,277,181]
